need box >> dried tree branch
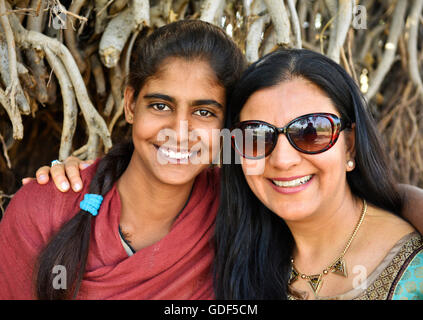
[0,32,30,114]
[0,86,23,140]
[64,0,87,73]
[24,0,50,105]
[264,0,291,47]
[0,131,11,168]
[407,0,423,102]
[200,0,225,24]
[286,0,302,48]
[44,47,78,161]
[99,0,149,68]
[246,0,269,63]
[90,54,106,98]
[8,9,112,157]
[0,0,29,115]
[95,0,110,35]
[365,0,408,101]
[326,0,352,63]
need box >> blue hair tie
[80,194,103,216]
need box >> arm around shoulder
[399,184,423,235]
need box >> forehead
[240,78,339,125]
[140,57,225,100]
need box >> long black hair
[35,20,246,300]
[214,48,403,299]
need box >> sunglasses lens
[288,115,333,152]
[233,123,275,158]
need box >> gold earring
[128,115,133,121]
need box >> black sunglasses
[231,113,352,159]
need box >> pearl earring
[347,160,354,168]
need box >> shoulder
[364,205,415,242]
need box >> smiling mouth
[270,175,313,187]
[154,144,199,161]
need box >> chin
[154,164,206,186]
[263,197,316,222]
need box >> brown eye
[151,103,171,111]
[193,109,214,117]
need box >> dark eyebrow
[143,93,175,103]
[144,94,223,110]
[192,99,223,109]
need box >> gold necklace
[289,199,367,296]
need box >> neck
[117,155,195,227]
[287,190,363,272]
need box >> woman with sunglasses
[214,49,423,300]
[0,20,246,299]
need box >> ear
[345,123,356,172]
[123,86,137,124]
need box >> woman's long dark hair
[35,20,246,300]
[214,49,403,299]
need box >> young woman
[0,20,246,299]
[214,49,423,300]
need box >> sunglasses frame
[232,112,352,159]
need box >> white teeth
[272,175,313,187]
[159,147,194,160]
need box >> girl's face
[239,77,355,222]
[124,57,226,186]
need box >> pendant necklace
[289,199,367,296]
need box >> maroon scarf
[0,161,220,299]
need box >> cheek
[241,158,267,176]
[241,159,268,199]
[131,117,163,150]
[311,148,348,191]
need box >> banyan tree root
[7,6,112,158]
[286,0,302,49]
[263,0,290,47]
[365,0,408,101]
[99,0,149,68]
[0,33,30,121]
[0,0,30,116]
[245,0,269,63]
[44,47,77,161]
[325,0,352,63]
[64,0,87,74]
[407,0,423,102]
[199,0,225,24]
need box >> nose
[168,110,191,146]
[267,134,302,170]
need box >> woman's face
[124,57,226,186]
[239,77,355,222]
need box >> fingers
[22,177,35,185]
[50,162,71,192]
[31,156,92,192]
[35,166,51,184]
[63,157,85,192]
